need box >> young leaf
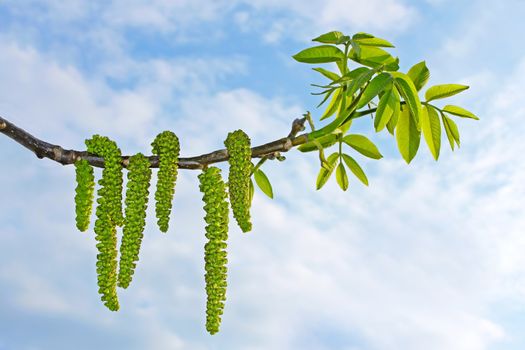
[249,178,254,203]
[343,67,371,81]
[392,72,422,127]
[321,88,342,120]
[293,45,345,64]
[330,67,369,86]
[350,39,361,58]
[313,67,341,81]
[375,87,395,132]
[336,162,349,191]
[396,106,421,163]
[353,37,394,48]
[343,134,383,159]
[349,46,399,71]
[313,31,346,44]
[386,88,401,135]
[442,114,460,150]
[298,134,338,152]
[443,105,479,120]
[356,72,393,109]
[316,88,336,108]
[425,84,469,102]
[342,154,369,186]
[346,68,374,98]
[352,32,375,39]
[316,153,339,190]
[407,61,430,92]
[254,169,274,199]
[421,105,441,160]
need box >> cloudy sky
[0,1,524,349]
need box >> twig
[0,115,309,170]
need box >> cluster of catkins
[73,129,253,334]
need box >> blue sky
[0,1,524,349]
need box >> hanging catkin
[151,131,180,232]
[118,153,151,289]
[85,135,123,311]
[198,166,229,334]
[74,159,95,232]
[224,130,253,233]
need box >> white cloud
[1,0,417,47]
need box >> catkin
[224,130,253,232]
[151,131,180,232]
[198,166,229,335]
[85,135,123,311]
[74,159,95,232]
[118,153,151,289]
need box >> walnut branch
[0,109,376,169]
[0,116,311,169]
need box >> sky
[0,1,524,349]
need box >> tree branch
[0,116,311,169]
[0,109,375,170]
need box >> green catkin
[74,159,95,232]
[118,153,151,289]
[85,135,123,311]
[151,131,180,233]
[224,130,253,233]
[198,166,229,335]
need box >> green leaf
[254,169,274,199]
[316,88,336,108]
[349,39,361,58]
[330,67,369,86]
[341,154,369,186]
[293,45,345,64]
[442,114,460,150]
[313,67,341,81]
[421,105,441,160]
[392,72,422,128]
[321,88,342,120]
[349,46,399,71]
[316,153,339,190]
[346,68,374,98]
[425,84,469,102]
[336,60,346,75]
[343,134,383,159]
[396,106,421,163]
[352,32,375,39]
[407,61,430,92]
[386,88,401,135]
[298,134,338,152]
[336,162,349,191]
[375,87,396,131]
[353,37,395,48]
[249,178,254,203]
[443,105,479,120]
[338,118,353,134]
[356,72,393,109]
[313,31,347,44]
